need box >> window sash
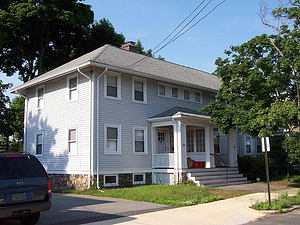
[107,75,118,97]
[68,129,77,153]
[184,90,189,100]
[36,134,42,155]
[134,80,144,101]
[159,84,165,96]
[172,87,178,98]
[105,125,120,154]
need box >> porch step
[187,167,250,187]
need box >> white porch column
[181,123,187,169]
[205,126,215,168]
[228,128,238,167]
[173,121,179,183]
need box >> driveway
[2,193,173,225]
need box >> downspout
[96,67,107,189]
[16,91,28,153]
[77,68,93,189]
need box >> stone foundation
[49,174,90,190]
[49,172,152,190]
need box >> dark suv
[0,152,51,224]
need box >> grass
[269,174,300,188]
[56,184,250,207]
[250,190,300,213]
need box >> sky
[2,0,282,98]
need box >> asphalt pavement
[2,183,299,225]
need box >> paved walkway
[86,183,299,225]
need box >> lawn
[57,184,250,207]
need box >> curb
[260,205,300,214]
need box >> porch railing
[210,153,229,181]
[153,154,175,168]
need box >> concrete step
[196,177,248,185]
[190,170,239,177]
[194,173,244,181]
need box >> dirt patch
[208,189,252,199]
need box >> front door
[157,131,168,153]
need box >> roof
[149,106,209,119]
[10,44,221,94]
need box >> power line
[126,0,226,69]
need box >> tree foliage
[201,1,300,162]
[0,1,125,83]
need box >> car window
[0,156,46,179]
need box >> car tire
[20,212,40,225]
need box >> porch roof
[148,106,210,122]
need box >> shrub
[238,155,266,181]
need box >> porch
[148,107,245,186]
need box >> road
[2,193,173,225]
[245,208,300,225]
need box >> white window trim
[36,85,45,109]
[133,173,146,185]
[194,91,203,103]
[132,126,148,155]
[35,132,43,157]
[67,128,78,155]
[67,75,78,102]
[186,128,206,154]
[104,124,121,155]
[104,174,119,187]
[132,76,147,104]
[104,73,121,100]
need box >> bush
[238,155,266,181]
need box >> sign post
[262,132,271,207]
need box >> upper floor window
[195,92,202,103]
[132,77,147,103]
[172,87,178,98]
[159,84,166,96]
[133,126,147,154]
[184,90,190,100]
[210,94,216,102]
[104,74,121,100]
[105,124,121,154]
[36,87,44,109]
[68,77,78,101]
[35,133,43,155]
[257,138,262,154]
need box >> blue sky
[2,0,281,98]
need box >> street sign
[261,136,270,152]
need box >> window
[257,138,262,154]
[104,175,119,187]
[245,136,252,154]
[105,74,121,99]
[105,124,121,154]
[133,174,146,185]
[68,77,78,101]
[158,84,166,96]
[187,130,194,153]
[172,87,178,98]
[195,92,202,103]
[195,129,205,152]
[133,126,147,154]
[187,128,205,153]
[213,129,220,153]
[132,77,147,103]
[68,129,77,154]
[184,90,190,100]
[36,87,44,109]
[35,133,43,155]
[210,94,216,102]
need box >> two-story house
[11,42,248,189]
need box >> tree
[135,39,165,60]
[0,0,94,82]
[201,1,300,163]
[0,80,12,151]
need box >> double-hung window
[105,74,121,99]
[68,129,77,155]
[132,77,147,103]
[68,77,78,101]
[195,92,202,103]
[133,126,147,154]
[245,136,252,154]
[105,124,121,154]
[172,87,178,98]
[184,90,190,100]
[36,87,44,109]
[35,133,43,156]
[158,84,166,96]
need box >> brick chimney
[121,41,137,53]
